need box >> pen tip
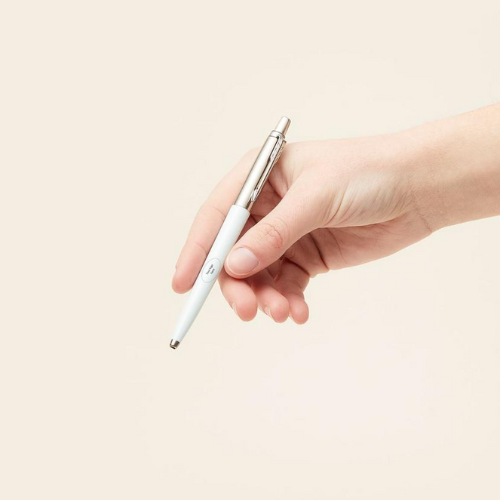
[170,340,180,350]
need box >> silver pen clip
[250,134,285,203]
[235,117,291,210]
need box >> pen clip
[234,117,291,211]
[250,135,285,203]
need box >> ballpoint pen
[170,117,291,349]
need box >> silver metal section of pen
[170,117,290,349]
[234,117,290,211]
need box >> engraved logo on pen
[201,258,221,283]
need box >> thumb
[225,191,316,278]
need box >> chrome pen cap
[234,117,291,210]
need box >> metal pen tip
[170,340,180,349]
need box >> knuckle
[239,147,260,167]
[259,218,288,251]
[245,146,260,160]
[197,202,225,224]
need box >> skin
[172,104,500,324]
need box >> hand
[172,105,500,324]
[171,133,432,324]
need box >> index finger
[172,151,256,294]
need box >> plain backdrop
[1,1,500,499]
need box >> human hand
[172,105,500,324]
[172,132,432,324]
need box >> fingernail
[232,303,238,316]
[264,306,274,320]
[226,247,259,275]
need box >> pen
[170,117,291,349]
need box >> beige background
[1,1,500,499]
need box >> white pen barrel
[172,205,250,343]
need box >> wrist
[401,105,500,231]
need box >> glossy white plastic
[171,204,250,345]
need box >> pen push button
[201,257,221,283]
